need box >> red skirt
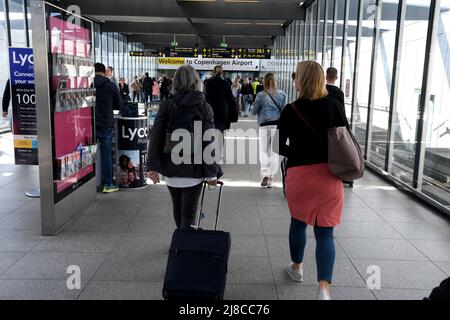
[285,164,344,227]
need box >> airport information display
[130,47,272,59]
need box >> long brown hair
[296,61,328,100]
[263,73,277,96]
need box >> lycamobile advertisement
[9,47,38,166]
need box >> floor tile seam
[76,231,131,299]
[334,237,375,299]
[0,200,37,221]
[256,202,282,300]
[0,239,45,279]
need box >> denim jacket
[252,90,287,125]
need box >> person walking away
[240,78,253,117]
[147,65,221,229]
[252,73,287,188]
[204,66,236,134]
[152,77,160,101]
[160,77,170,101]
[252,78,260,96]
[106,66,119,88]
[231,78,241,116]
[130,76,142,103]
[143,73,153,105]
[256,77,264,94]
[277,61,349,300]
[94,63,123,193]
[119,78,131,103]
[325,67,345,106]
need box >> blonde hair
[296,61,328,100]
[263,73,277,96]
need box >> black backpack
[163,100,203,156]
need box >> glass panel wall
[310,0,318,60]
[342,0,358,120]
[9,0,26,47]
[422,0,450,206]
[323,0,335,67]
[391,0,432,185]
[272,0,449,214]
[369,0,399,168]
[317,0,325,64]
[352,0,377,154]
[333,0,345,71]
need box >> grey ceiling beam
[101,21,284,37]
[57,0,305,21]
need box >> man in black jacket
[142,73,153,105]
[326,67,345,106]
[94,63,122,193]
[204,66,236,133]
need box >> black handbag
[121,102,139,117]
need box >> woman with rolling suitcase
[147,65,221,230]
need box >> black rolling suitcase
[162,181,231,300]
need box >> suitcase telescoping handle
[193,181,224,231]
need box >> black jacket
[94,75,123,130]
[143,76,153,93]
[2,79,10,113]
[147,90,221,179]
[119,83,130,98]
[240,83,253,96]
[277,97,349,169]
[205,76,236,131]
[326,84,345,106]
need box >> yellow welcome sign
[158,57,186,66]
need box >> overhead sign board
[164,47,199,58]
[129,50,163,57]
[157,47,272,59]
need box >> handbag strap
[267,91,282,112]
[290,103,323,140]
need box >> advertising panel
[116,118,148,189]
[48,14,96,201]
[9,47,38,165]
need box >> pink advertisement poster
[49,16,95,194]
[50,16,91,57]
[54,108,94,193]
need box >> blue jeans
[289,218,336,283]
[96,127,113,186]
[243,95,252,116]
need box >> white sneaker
[286,263,303,283]
[318,288,331,300]
[267,178,273,188]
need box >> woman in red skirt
[277,61,349,300]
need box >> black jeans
[167,183,203,230]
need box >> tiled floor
[0,118,449,300]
